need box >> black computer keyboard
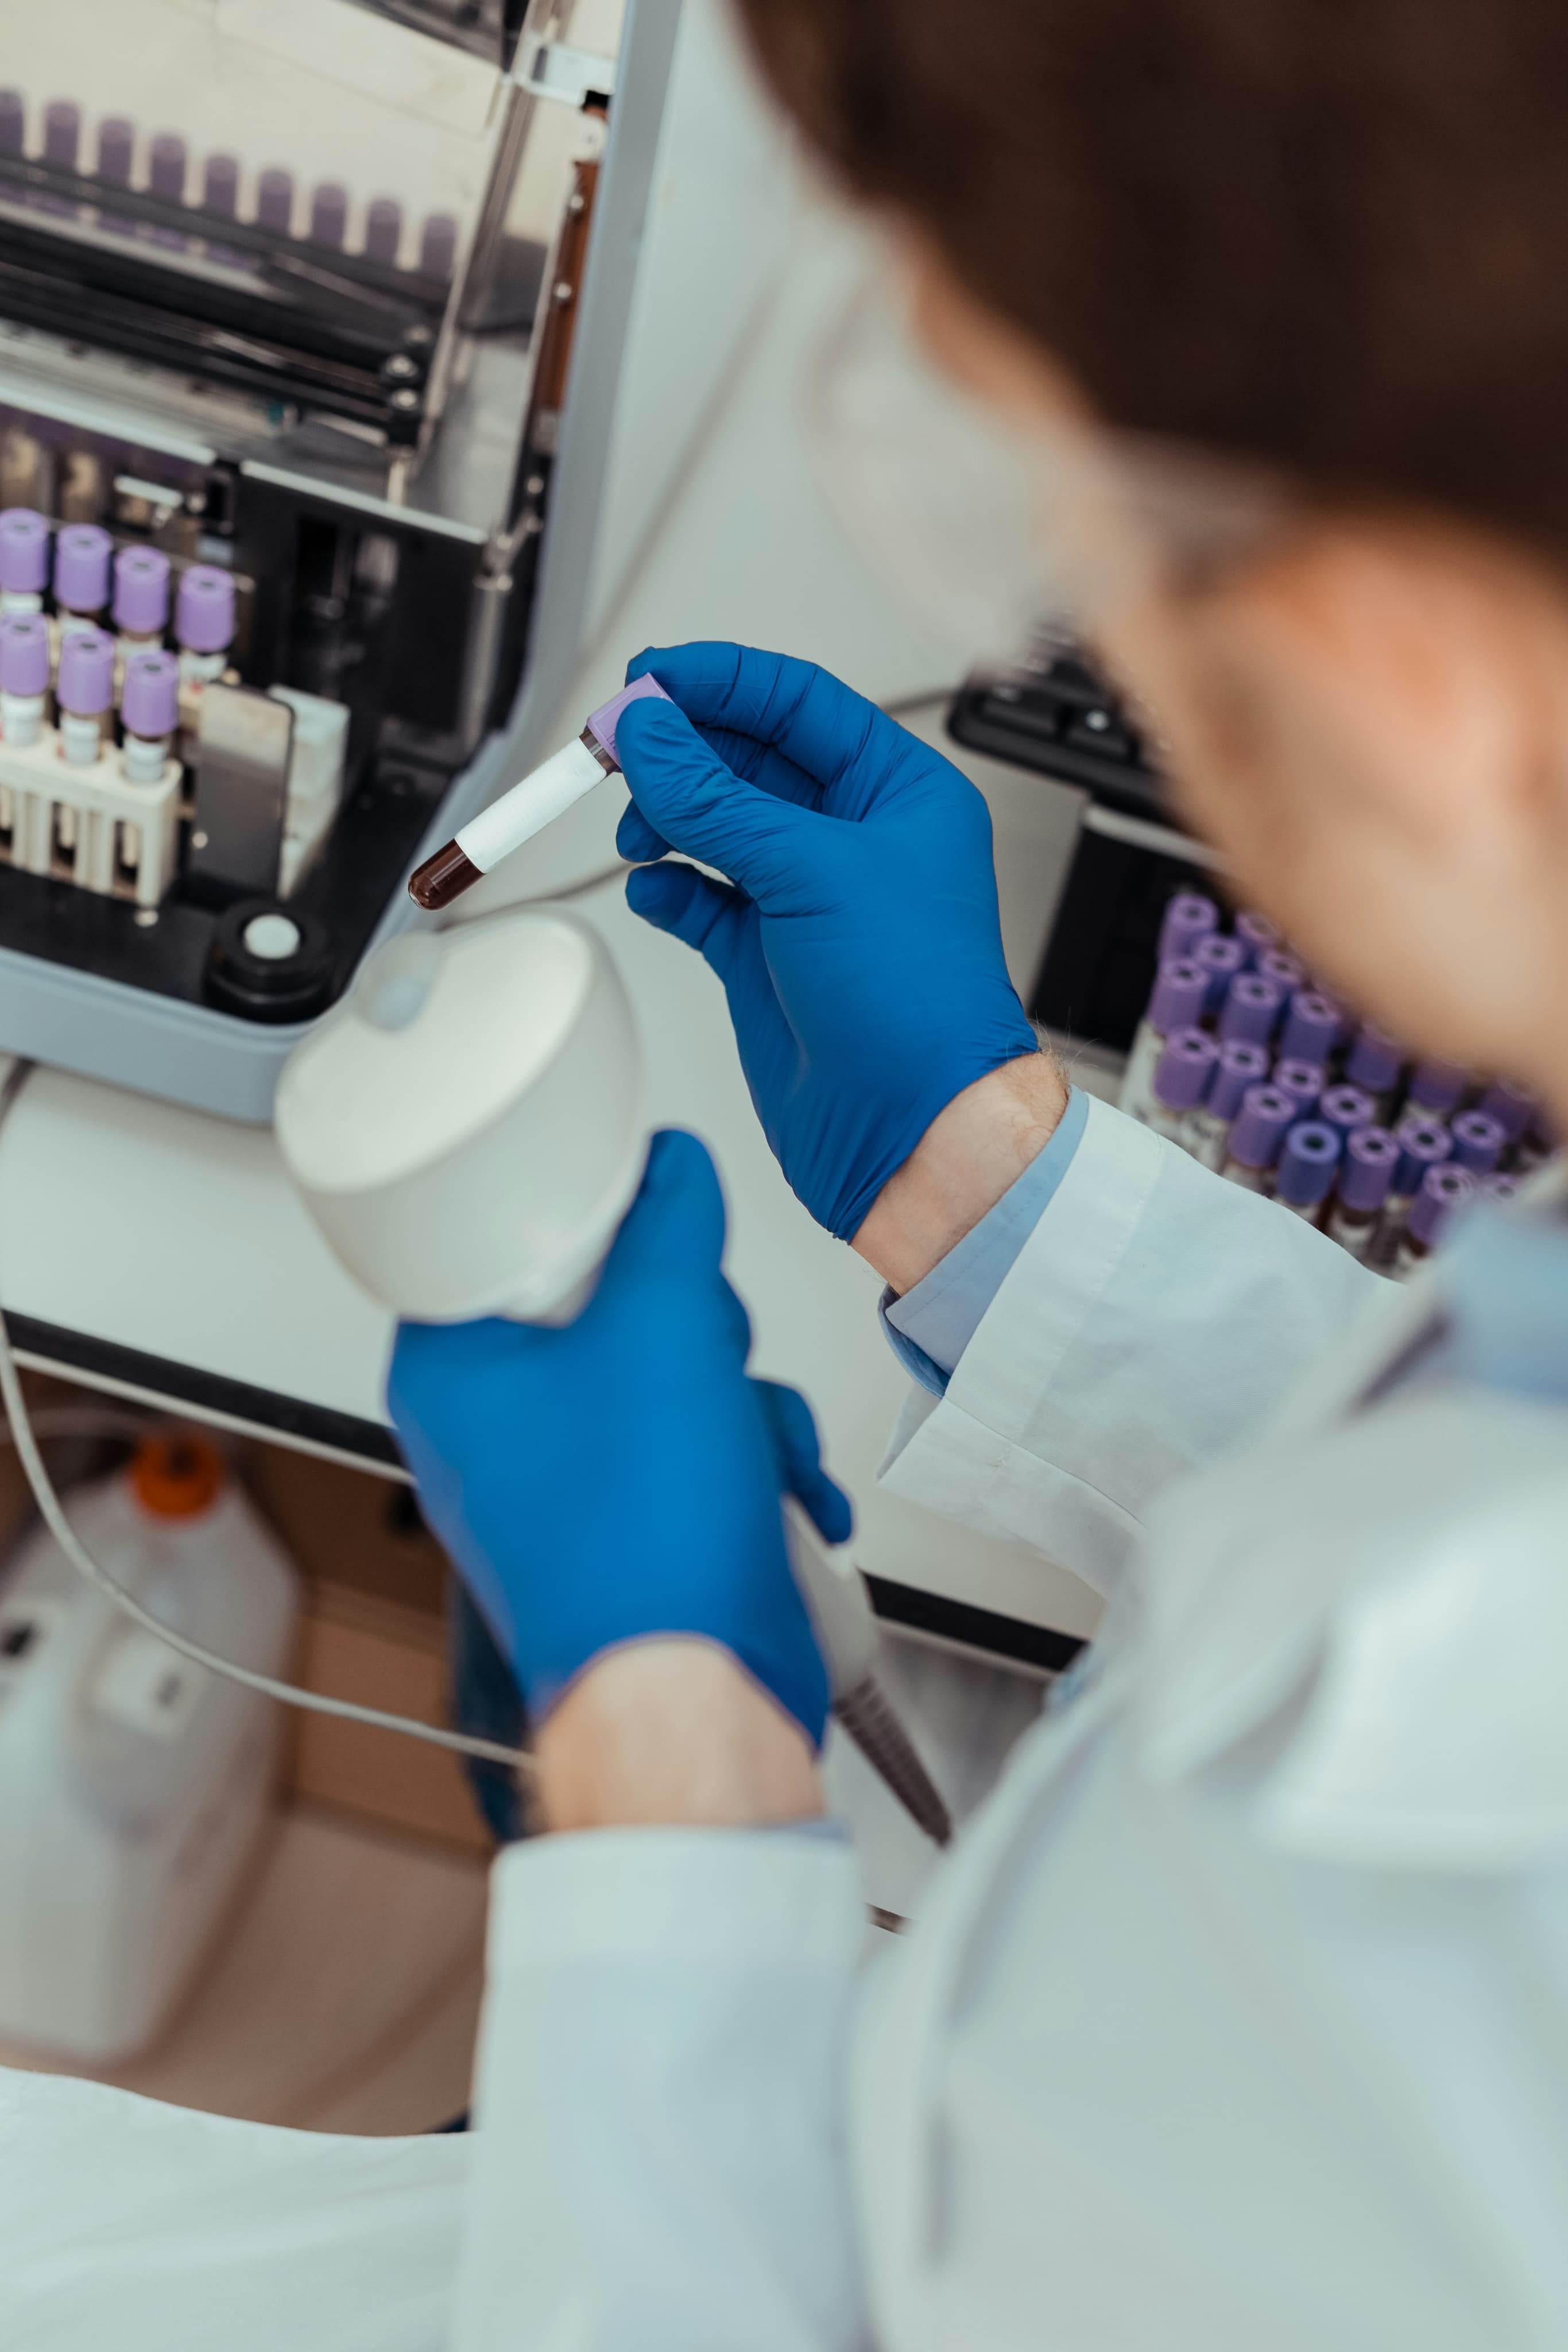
[946,645,1168,823]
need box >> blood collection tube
[1279,988,1344,1069]
[1325,1125,1400,1261]
[1393,1163,1476,1279]
[0,611,49,745]
[114,545,171,656]
[310,181,349,249]
[1318,1082,1375,1142]
[1217,969,1284,1048]
[1273,1120,1341,1221]
[1271,1058,1325,1119]
[1182,1037,1268,1169]
[0,91,24,158]
[1220,1082,1295,1190]
[1255,947,1306,1000]
[55,627,112,766]
[52,524,113,641]
[1232,908,1279,967]
[1157,891,1219,962]
[147,131,187,246]
[1404,1058,1468,1123]
[1119,955,1210,1123]
[1142,1027,1218,1144]
[364,196,402,264]
[1374,1115,1453,1265]
[202,152,243,265]
[1474,1078,1535,1146]
[1344,1021,1406,1117]
[1195,931,1246,1015]
[419,212,458,280]
[257,168,295,234]
[1447,1108,1505,1174]
[0,509,51,614]
[409,674,672,912]
[120,649,179,781]
[43,99,80,169]
[97,116,134,188]
[175,563,236,685]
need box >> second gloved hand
[614,643,1039,1243]
[387,1130,849,1746]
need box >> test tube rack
[0,726,178,908]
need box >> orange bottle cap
[129,1432,224,1520]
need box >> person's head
[734,0,1568,1116]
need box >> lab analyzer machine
[0,0,680,1119]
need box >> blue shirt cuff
[879,1084,1089,1397]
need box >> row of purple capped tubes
[0,91,457,278]
[0,512,234,651]
[0,612,179,742]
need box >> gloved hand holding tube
[614,643,1040,1243]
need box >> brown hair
[735,0,1568,557]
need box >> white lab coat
[4,1095,1566,2349]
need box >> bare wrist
[533,1639,824,1832]
[851,1050,1068,1293]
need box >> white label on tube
[457,735,606,873]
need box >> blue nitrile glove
[386,1129,850,1745]
[614,643,1039,1242]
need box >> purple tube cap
[1394,1114,1453,1194]
[1228,1082,1295,1171]
[1275,1119,1341,1208]
[1409,1161,1476,1248]
[114,544,171,635]
[121,647,180,738]
[1255,947,1306,995]
[1152,1026,1218,1113]
[1345,1022,1406,1094]
[1280,989,1345,1065]
[1407,1057,1468,1114]
[176,563,235,653]
[1209,1038,1269,1121]
[53,523,112,613]
[1448,1108,1505,1173]
[1319,1082,1375,1136]
[1338,1124,1399,1213]
[1218,970,1284,1046]
[0,612,49,697]
[1272,1058,1325,1109]
[1233,908,1279,965]
[1146,954,1209,1037]
[57,625,114,717]
[1157,890,1218,961]
[585,672,672,767]
[0,508,50,594]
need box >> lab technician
[4,2,1567,2348]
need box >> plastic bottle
[0,508,51,615]
[1220,1082,1295,1191]
[1273,1119,1341,1221]
[1217,969,1284,1049]
[1325,1125,1400,1261]
[1182,1038,1269,1170]
[1118,957,1210,1123]
[1141,1027,1218,1145]
[1394,1162,1476,1278]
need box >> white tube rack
[0,729,181,908]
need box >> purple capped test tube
[1279,988,1344,1069]
[202,151,243,265]
[175,562,236,683]
[0,610,50,744]
[1158,891,1219,962]
[1183,1038,1269,1168]
[1233,908,1279,967]
[1272,1058,1325,1119]
[1256,947,1306,999]
[364,196,402,264]
[113,544,171,647]
[419,211,458,280]
[257,167,295,234]
[56,625,113,763]
[1195,931,1246,1015]
[310,180,349,249]
[1405,1058,1468,1122]
[1318,1082,1375,1142]
[1145,1026,1218,1146]
[1395,1162,1476,1278]
[41,100,80,213]
[1475,1078,1535,1146]
[120,647,180,780]
[0,91,24,159]
[1345,1020,1407,1112]
[0,508,51,612]
[53,523,113,632]
[1274,1120,1341,1220]
[1448,1108,1505,1175]
[96,115,134,187]
[1392,1114,1453,1197]
[1120,954,1210,1123]
[1326,1125,1400,1261]
[1218,969,1284,1047]
[1221,1082,1295,1190]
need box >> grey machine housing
[0,0,682,1121]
